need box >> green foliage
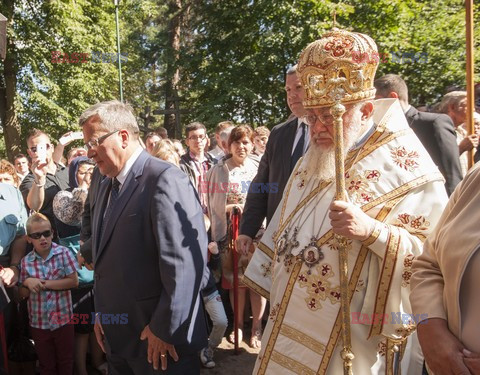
[1,0,479,146]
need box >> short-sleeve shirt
[20,243,78,330]
[0,183,27,256]
[19,165,69,236]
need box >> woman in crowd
[52,156,106,375]
[251,126,270,162]
[0,159,21,187]
[206,124,266,349]
[151,139,180,166]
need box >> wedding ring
[160,354,166,357]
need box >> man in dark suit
[80,100,207,374]
[236,65,308,253]
[374,74,462,196]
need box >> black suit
[405,106,462,196]
[92,150,207,374]
[240,117,300,238]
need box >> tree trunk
[0,0,21,161]
[163,0,182,138]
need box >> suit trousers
[107,352,200,375]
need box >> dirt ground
[200,334,260,375]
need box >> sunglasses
[29,144,51,153]
[28,230,53,239]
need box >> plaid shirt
[20,242,78,330]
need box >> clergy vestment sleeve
[362,179,448,261]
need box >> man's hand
[459,134,479,154]
[463,349,480,374]
[140,325,178,371]
[30,158,48,184]
[94,315,106,353]
[0,267,19,287]
[418,318,470,375]
[226,204,243,215]
[76,252,94,271]
[329,200,375,241]
[22,277,46,294]
[236,234,253,256]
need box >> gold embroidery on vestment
[280,324,326,355]
[271,350,316,375]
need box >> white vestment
[244,99,449,375]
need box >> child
[19,213,78,374]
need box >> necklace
[274,184,331,271]
[297,199,331,274]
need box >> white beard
[302,114,364,182]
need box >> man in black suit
[236,65,308,253]
[374,74,462,196]
[80,100,208,374]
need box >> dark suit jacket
[405,106,462,196]
[240,117,299,238]
[92,150,208,359]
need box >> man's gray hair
[219,126,234,142]
[286,64,297,76]
[79,100,139,138]
[438,91,467,114]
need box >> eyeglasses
[29,144,51,153]
[304,113,334,127]
[187,135,207,141]
[85,130,119,150]
[28,230,53,239]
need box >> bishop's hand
[329,200,375,241]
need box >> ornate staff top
[297,28,379,109]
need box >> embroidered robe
[244,99,449,375]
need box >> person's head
[144,132,161,155]
[219,126,234,153]
[26,129,53,166]
[13,154,29,176]
[79,100,140,178]
[156,127,168,139]
[374,74,409,111]
[438,91,467,127]
[228,125,254,164]
[0,159,20,187]
[171,139,185,157]
[26,212,53,252]
[185,122,208,157]
[68,156,95,188]
[151,139,180,166]
[67,147,87,165]
[297,29,378,181]
[253,126,270,155]
[285,65,306,118]
[215,121,234,146]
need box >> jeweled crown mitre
[297,29,379,108]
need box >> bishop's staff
[465,0,475,169]
[331,96,355,375]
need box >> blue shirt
[0,183,27,256]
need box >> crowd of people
[1,27,480,375]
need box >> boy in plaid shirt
[19,212,78,374]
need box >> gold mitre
[297,29,379,108]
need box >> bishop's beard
[301,116,364,182]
